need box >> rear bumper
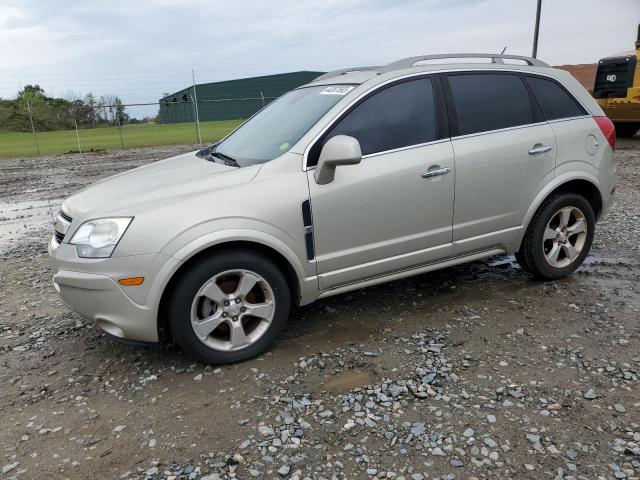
[601,186,616,220]
[53,270,157,342]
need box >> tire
[513,250,530,273]
[167,249,290,364]
[518,193,595,280]
[614,122,640,138]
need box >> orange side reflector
[118,276,144,286]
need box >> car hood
[62,151,261,218]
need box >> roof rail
[314,66,382,82]
[382,53,549,71]
[312,54,549,84]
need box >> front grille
[52,210,73,247]
[593,56,637,99]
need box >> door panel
[451,123,557,253]
[309,141,455,289]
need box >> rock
[388,384,404,397]
[278,465,290,477]
[2,463,19,474]
[145,466,159,476]
[432,447,447,457]
[526,434,540,444]
[582,388,597,400]
[546,444,560,455]
[193,373,203,382]
[613,403,626,413]
[483,437,497,449]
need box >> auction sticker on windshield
[319,86,355,96]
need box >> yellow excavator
[593,24,640,137]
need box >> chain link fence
[0,96,277,159]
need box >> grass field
[0,119,244,158]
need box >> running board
[317,248,505,300]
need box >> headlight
[70,217,132,258]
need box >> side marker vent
[301,200,315,261]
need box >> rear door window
[525,75,587,120]
[321,78,438,157]
[447,73,537,136]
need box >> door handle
[528,145,553,155]
[421,167,450,178]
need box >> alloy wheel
[190,269,275,351]
[542,206,588,269]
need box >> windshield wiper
[210,150,240,167]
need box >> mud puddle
[0,199,61,253]
[490,253,640,270]
[320,370,376,393]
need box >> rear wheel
[614,122,640,138]
[167,250,290,364]
[516,193,595,280]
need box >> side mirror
[314,135,362,185]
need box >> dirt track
[0,141,639,480]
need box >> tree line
[0,85,130,132]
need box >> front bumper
[49,240,179,343]
[53,270,156,341]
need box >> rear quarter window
[447,73,537,136]
[525,75,587,120]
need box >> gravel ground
[0,140,638,480]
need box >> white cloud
[0,0,637,116]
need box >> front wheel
[167,250,291,364]
[516,193,595,280]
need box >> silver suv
[49,54,617,364]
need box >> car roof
[306,53,554,87]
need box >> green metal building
[159,71,324,123]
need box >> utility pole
[192,69,202,145]
[74,118,82,154]
[26,100,40,156]
[532,0,542,58]
[114,105,124,149]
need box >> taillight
[594,116,616,151]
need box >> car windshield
[213,85,355,166]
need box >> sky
[0,0,638,118]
